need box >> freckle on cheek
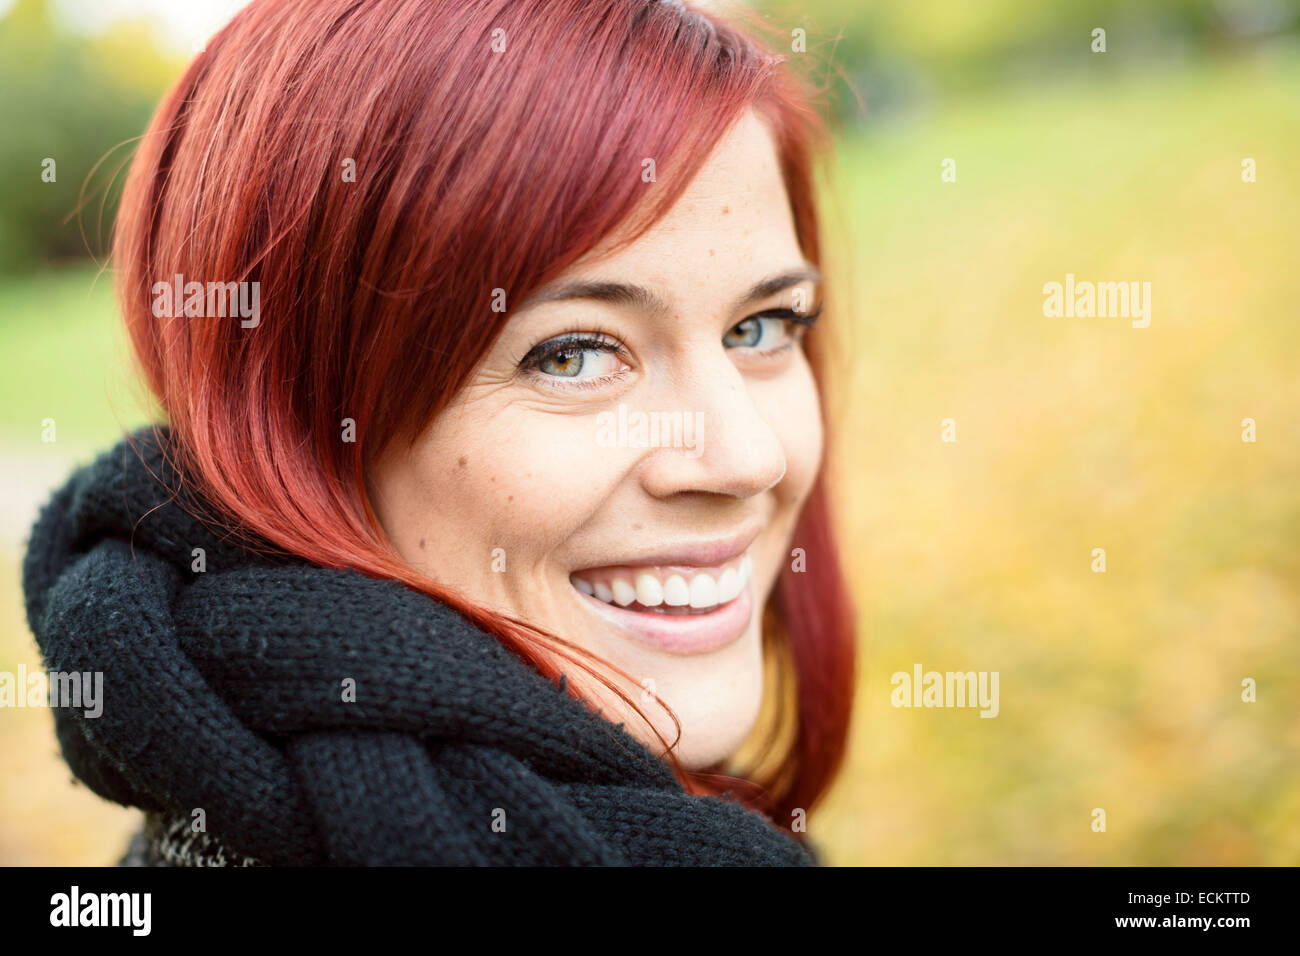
[418,539,426,549]
[457,456,468,468]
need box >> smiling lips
[571,554,752,615]
[566,531,760,654]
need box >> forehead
[564,109,803,294]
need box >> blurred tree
[0,0,180,273]
[752,0,1300,122]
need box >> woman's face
[369,109,824,769]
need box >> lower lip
[572,581,755,655]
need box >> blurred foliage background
[0,0,1297,865]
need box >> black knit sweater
[22,426,816,866]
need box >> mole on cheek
[457,456,468,468]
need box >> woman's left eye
[724,308,820,352]
[724,315,789,350]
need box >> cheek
[748,360,822,601]
[396,409,617,579]
[766,356,824,508]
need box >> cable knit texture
[22,426,816,866]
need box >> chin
[635,613,767,772]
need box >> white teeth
[635,573,664,607]
[716,567,740,603]
[688,573,718,608]
[662,575,690,606]
[611,577,637,606]
[574,553,753,610]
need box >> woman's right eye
[518,333,631,388]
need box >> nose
[635,351,787,500]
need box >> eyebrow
[516,265,822,316]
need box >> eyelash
[516,307,824,391]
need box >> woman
[23,0,855,866]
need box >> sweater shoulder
[117,812,266,867]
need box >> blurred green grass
[0,263,154,451]
[1,51,1297,865]
[0,265,155,865]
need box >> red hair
[113,0,855,832]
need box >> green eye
[518,331,631,390]
[535,342,623,378]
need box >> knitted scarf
[21,426,815,866]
